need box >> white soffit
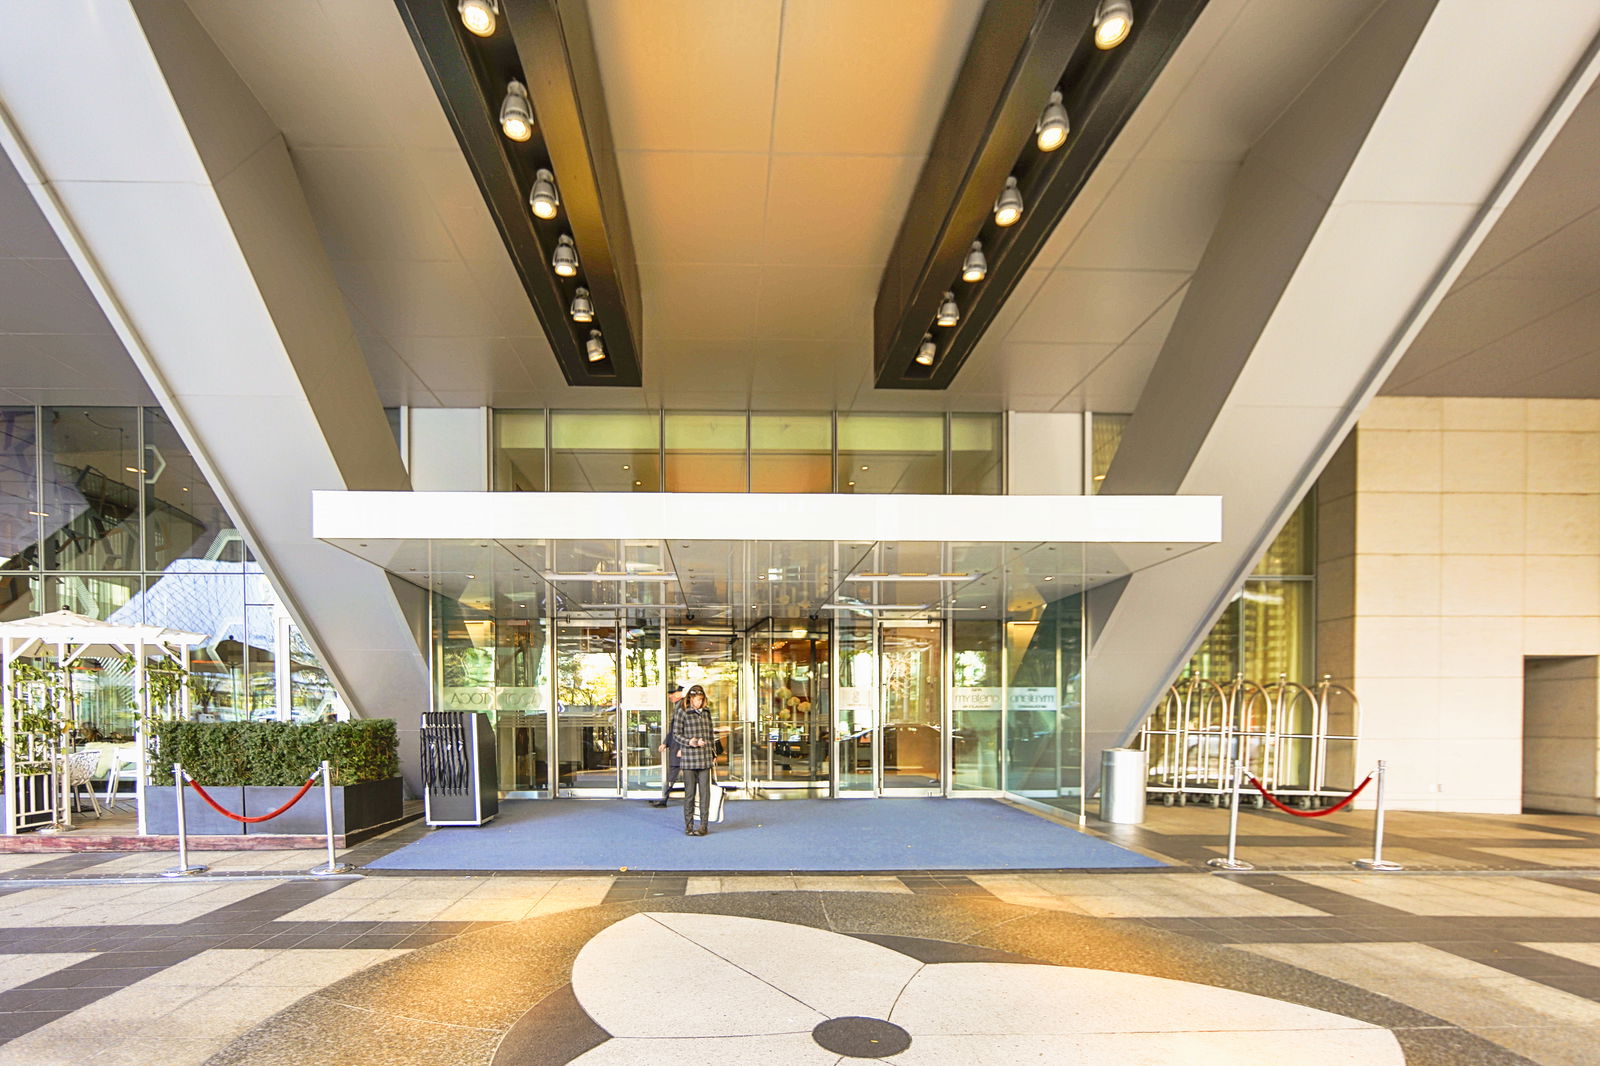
[313,490,1220,546]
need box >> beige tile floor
[2,809,1599,1066]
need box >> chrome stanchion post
[162,763,208,877]
[311,760,351,876]
[1353,759,1404,871]
[1207,761,1254,871]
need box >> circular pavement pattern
[202,888,1533,1066]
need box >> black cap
[666,683,683,694]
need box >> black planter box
[242,778,403,836]
[142,779,402,837]
[144,785,247,835]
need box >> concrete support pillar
[1084,0,1600,793]
[0,0,432,788]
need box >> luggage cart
[1138,674,1362,809]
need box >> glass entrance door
[749,622,829,795]
[879,621,943,793]
[556,621,621,794]
[667,629,740,789]
[833,619,945,796]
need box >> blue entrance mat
[365,798,1166,872]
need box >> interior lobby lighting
[915,334,937,366]
[541,571,676,582]
[552,234,579,276]
[935,292,960,327]
[499,80,533,141]
[993,176,1024,226]
[789,628,808,638]
[570,287,594,322]
[961,242,987,283]
[27,510,47,518]
[1093,0,1134,49]
[847,573,975,583]
[585,329,606,362]
[458,0,498,36]
[1036,90,1070,151]
[529,169,560,219]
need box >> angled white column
[1087,0,1600,785]
[0,1,431,783]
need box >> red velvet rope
[1247,772,1373,818]
[185,774,319,824]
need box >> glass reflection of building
[0,406,343,738]
[1089,412,1316,686]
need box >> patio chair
[62,750,103,818]
[99,747,139,813]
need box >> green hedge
[149,720,399,786]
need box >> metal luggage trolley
[1138,674,1362,808]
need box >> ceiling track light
[961,241,987,283]
[1036,90,1070,151]
[529,168,560,219]
[993,175,1023,226]
[499,80,533,142]
[570,286,594,323]
[915,333,937,366]
[935,291,960,327]
[585,329,606,362]
[1094,0,1134,49]
[552,234,579,277]
[458,0,498,36]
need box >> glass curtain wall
[493,411,1003,496]
[0,405,343,737]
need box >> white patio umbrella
[0,610,207,835]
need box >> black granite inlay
[812,1016,912,1057]
[491,983,609,1066]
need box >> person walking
[672,684,717,836]
[649,683,686,808]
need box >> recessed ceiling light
[915,333,937,366]
[500,80,533,141]
[935,291,960,327]
[961,241,987,283]
[553,234,579,277]
[585,329,606,363]
[458,0,498,36]
[529,168,560,219]
[1044,576,1054,582]
[1094,0,1134,49]
[570,286,594,322]
[1036,90,1070,151]
[994,176,1023,227]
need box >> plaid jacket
[671,704,717,770]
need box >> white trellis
[0,611,206,836]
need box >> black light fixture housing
[872,0,1206,389]
[395,0,643,386]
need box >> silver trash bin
[1100,747,1147,824]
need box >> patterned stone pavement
[0,808,1593,1064]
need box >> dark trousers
[659,763,681,800]
[682,767,712,827]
